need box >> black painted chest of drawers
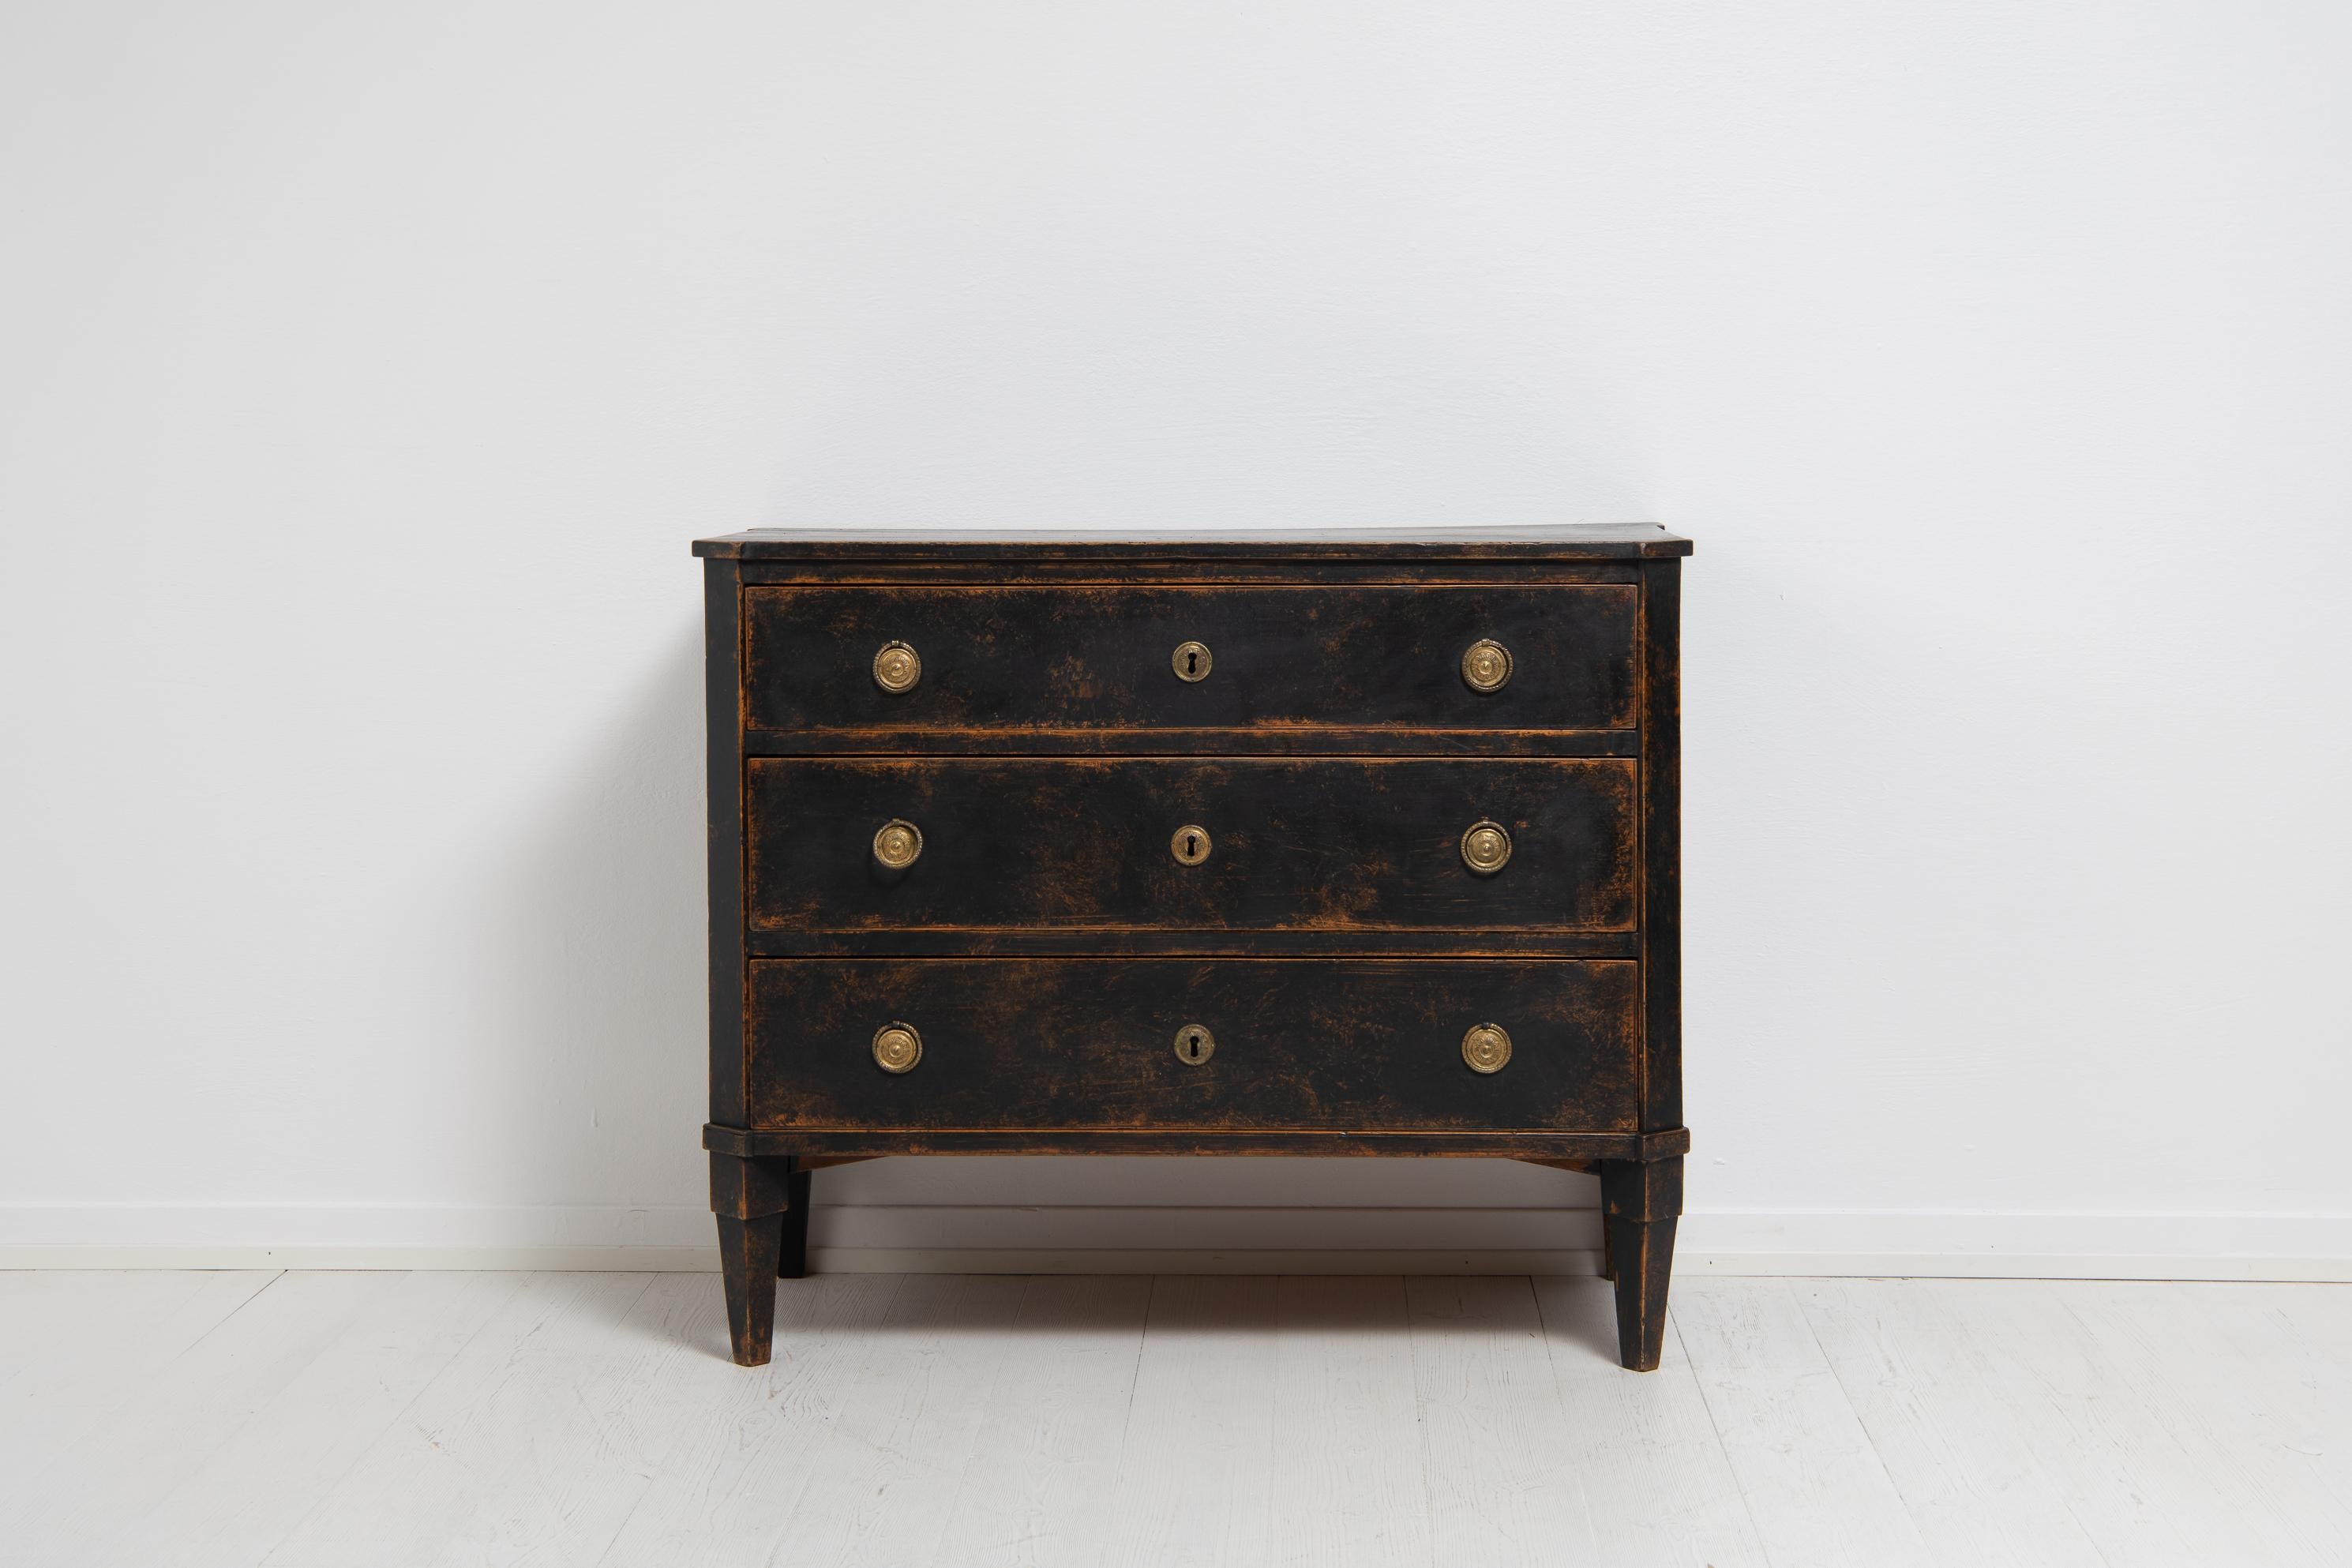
[694,527,1692,1369]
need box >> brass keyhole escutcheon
[872,1022,924,1074]
[1174,1023,1217,1065]
[1172,640,1213,682]
[872,819,924,869]
[1461,639,1513,692]
[1170,824,1212,865]
[1461,1022,1513,1074]
[872,641,922,694]
[1460,820,1512,876]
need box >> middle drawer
[745,757,1637,938]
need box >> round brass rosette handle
[872,1022,923,1074]
[872,819,924,869]
[872,641,922,694]
[1172,640,1213,682]
[1170,824,1212,865]
[1461,1022,1513,1074]
[1461,639,1514,692]
[1460,820,1512,875]
[1173,1023,1217,1065]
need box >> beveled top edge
[692,523,1691,560]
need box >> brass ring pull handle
[1172,640,1213,682]
[872,1022,923,1073]
[872,819,924,869]
[1173,1023,1217,1064]
[1170,824,1212,865]
[1461,639,1513,692]
[1460,820,1512,875]
[872,641,922,693]
[1461,1022,1513,1074]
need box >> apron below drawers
[744,958,1641,1134]
[745,756,1637,938]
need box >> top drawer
[741,585,1637,738]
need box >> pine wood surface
[3,1271,2345,1566]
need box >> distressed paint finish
[742,583,1638,734]
[743,757,1637,936]
[695,526,1693,1370]
[742,958,1642,1134]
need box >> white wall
[5,1,2349,1274]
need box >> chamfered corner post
[1617,549,1687,1373]
[703,550,778,1363]
[711,1151,793,1365]
[1598,1154,1682,1371]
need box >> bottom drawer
[744,958,1640,1134]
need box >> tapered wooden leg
[1598,1155,1683,1371]
[777,1163,813,1280]
[711,1150,795,1367]
[717,1213,783,1365]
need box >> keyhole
[1170,823,1212,865]
[1184,650,1198,676]
[1184,831,1199,856]
[1174,1024,1216,1064]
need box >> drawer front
[745,958,1641,1132]
[745,757,1637,936]
[741,585,1637,734]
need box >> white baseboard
[2,1203,2346,1281]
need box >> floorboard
[0,1270,283,1558]
[0,1272,2345,1567]
[1102,1276,1281,1568]
[1270,1276,1433,1568]
[1671,1277,1935,1568]
[928,1275,1153,1568]
[1405,1276,1600,1567]
[1532,1277,1769,1568]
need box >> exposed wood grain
[257,1272,684,1566]
[1887,1280,2347,1567]
[103,1271,527,1568]
[595,1273,906,1568]
[1404,1276,1601,1566]
[4,1274,2350,1566]
[1270,1277,1435,1568]
[766,1274,1031,1566]
[1532,1277,1769,1567]
[1795,1278,2114,1567]
[1103,1277,1281,1567]
[0,1270,281,1552]
[1671,1279,1935,1568]
[928,1275,1155,1568]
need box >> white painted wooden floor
[2,1272,2344,1566]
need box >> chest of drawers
[694,527,1692,1369]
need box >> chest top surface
[693,523,1693,561]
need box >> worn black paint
[745,757,1637,935]
[742,584,1637,733]
[696,527,1692,1371]
[745,958,1641,1134]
